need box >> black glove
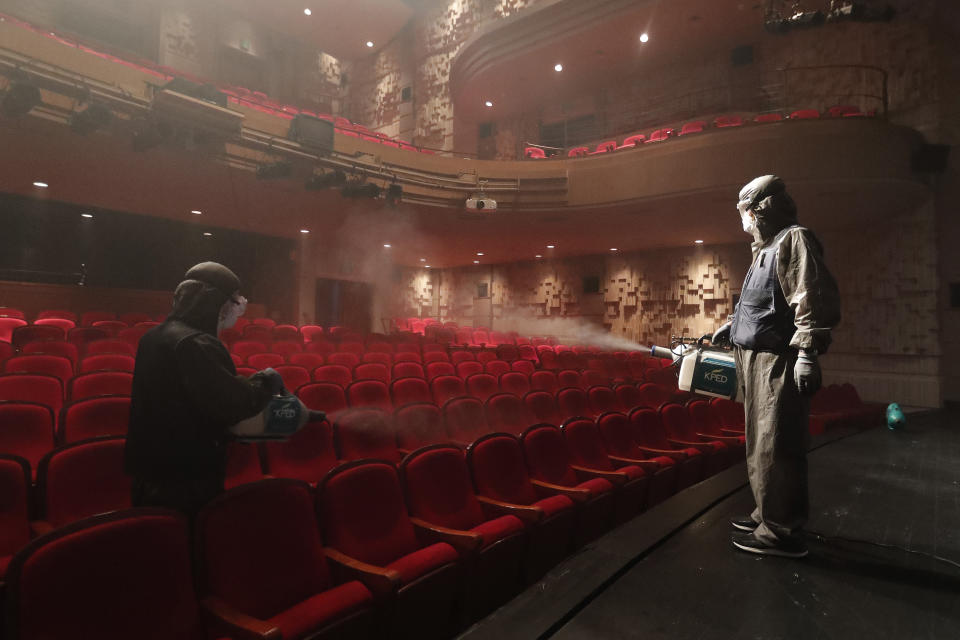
[257,367,286,396]
[711,322,732,346]
[794,352,821,396]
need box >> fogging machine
[650,335,740,401]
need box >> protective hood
[738,175,798,241]
[168,262,240,336]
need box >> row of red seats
[525,105,877,159]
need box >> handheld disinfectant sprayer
[229,391,325,442]
[650,335,740,401]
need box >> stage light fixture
[484,100,493,107]
[305,169,347,190]
[366,41,374,48]
[640,33,649,43]
[340,181,381,199]
[386,183,403,206]
[1,82,42,118]
[256,161,293,180]
[554,63,563,72]
[69,103,113,135]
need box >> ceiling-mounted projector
[466,195,497,210]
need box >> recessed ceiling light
[546,244,555,249]
[554,63,563,72]
[203,232,212,237]
[610,247,618,251]
[33,181,48,188]
[640,32,649,43]
[300,229,310,234]
[695,239,704,244]
[383,243,391,248]
[81,213,93,219]
[473,260,480,264]
[425,265,431,269]
[484,100,493,107]
[191,210,202,215]
[303,8,311,16]
[366,41,374,48]
[476,252,484,256]
[420,258,426,262]
[535,254,543,258]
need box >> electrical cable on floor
[805,530,960,571]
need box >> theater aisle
[550,412,960,640]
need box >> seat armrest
[397,447,412,458]
[696,432,744,445]
[476,496,543,525]
[201,596,282,640]
[667,439,714,454]
[324,547,400,597]
[721,427,745,436]
[637,446,687,462]
[410,517,483,556]
[608,455,660,473]
[530,479,591,503]
[30,521,54,537]
[570,465,626,486]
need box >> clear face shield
[218,294,248,332]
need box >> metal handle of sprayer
[649,334,722,363]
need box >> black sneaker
[731,531,808,558]
[730,516,758,532]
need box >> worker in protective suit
[712,175,841,558]
[125,262,283,519]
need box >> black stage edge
[459,410,960,640]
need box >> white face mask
[737,201,756,234]
[218,295,247,332]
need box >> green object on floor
[886,403,905,430]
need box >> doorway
[315,278,374,330]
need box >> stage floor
[461,411,960,640]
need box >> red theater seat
[0,401,55,477]
[400,446,526,620]
[224,442,264,489]
[628,408,705,488]
[431,375,465,406]
[485,393,537,435]
[451,350,475,366]
[245,352,284,370]
[557,369,581,389]
[36,437,130,530]
[645,128,674,143]
[589,141,617,155]
[346,380,391,412]
[0,374,64,415]
[297,382,348,417]
[317,461,462,639]
[92,320,127,336]
[336,408,398,462]
[313,365,353,388]
[289,352,325,370]
[197,480,375,640]
[511,360,535,376]
[0,455,31,578]
[614,383,642,411]
[659,403,733,474]
[354,363,390,384]
[395,402,448,452]
[80,353,135,373]
[617,134,645,149]
[5,509,201,640]
[556,386,592,418]
[274,365,311,393]
[59,395,130,443]
[393,362,425,380]
[301,325,325,343]
[67,370,132,401]
[530,370,559,394]
[34,317,76,332]
[484,360,511,377]
[117,327,150,347]
[271,325,301,342]
[85,339,136,357]
[588,385,621,415]
[67,327,108,347]
[0,308,26,320]
[466,373,499,402]
[499,372,531,397]
[0,317,27,343]
[12,325,64,349]
[36,310,77,322]
[393,351,422,364]
[119,312,152,325]
[496,344,519,362]
[423,351,450,365]
[714,115,744,128]
[688,400,746,450]
[328,352,361,369]
[442,396,490,445]
[754,112,783,123]
[567,146,589,157]
[595,411,690,491]
[522,390,562,425]
[264,419,339,484]
[679,120,706,135]
[637,382,671,409]
[524,147,547,159]
[271,340,304,357]
[5,355,74,389]
[80,311,117,326]
[466,433,576,580]
[391,377,431,406]
[307,341,337,356]
[476,351,498,365]
[232,341,267,361]
[789,109,820,119]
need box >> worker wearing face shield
[712,176,841,557]
[125,262,283,518]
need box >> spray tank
[650,335,740,401]
[229,392,325,442]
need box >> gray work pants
[734,347,810,544]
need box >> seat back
[271,326,302,343]
[312,364,352,387]
[394,402,446,451]
[224,442,264,489]
[273,365,311,394]
[197,479,334,620]
[346,380,392,411]
[12,325,64,349]
[5,355,73,388]
[91,320,127,336]
[264,420,339,484]
[361,352,392,367]
[523,390,562,425]
[288,352,325,370]
[637,383,671,409]
[561,418,614,471]
[0,318,28,343]
[391,377,431,405]
[400,445,485,530]
[596,411,644,459]
[588,385,620,415]
[456,360,484,378]
[392,362,425,380]
[37,437,130,528]
[496,344,519,362]
[59,395,131,443]
[510,360,535,376]
[484,360,510,377]
[485,393,536,435]
[247,353,285,369]
[556,386,591,418]
[5,509,199,640]
[306,340,336,356]
[431,375,465,405]
[614,384,642,412]
[0,455,32,557]
[0,374,64,415]
[465,373,499,401]
[688,400,723,436]
[300,325,325,343]
[84,339,136,356]
[442,396,490,444]
[231,341,267,361]
[297,382,348,416]
[530,370,559,393]
[393,351,422,365]
[629,407,672,448]
[336,408,398,462]
[499,371,531,397]
[354,363,390,384]
[521,424,579,486]
[659,403,698,441]
[466,433,538,505]
[556,370,581,389]
[318,461,419,566]
[80,354,136,373]
[21,340,79,365]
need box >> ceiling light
[366,41,374,48]
[476,252,484,256]
[81,213,93,219]
[420,258,426,262]
[300,229,310,234]
[695,239,704,244]
[546,244,555,249]
[610,248,618,251]
[640,32,649,43]
[535,254,543,258]
[484,100,493,107]
[203,232,212,237]
[304,8,312,15]
[32,181,48,188]
[473,260,480,264]
[425,265,431,269]
[554,63,563,72]
[383,244,391,248]
[191,210,202,215]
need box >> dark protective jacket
[124,281,273,485]
[731,204,841,354]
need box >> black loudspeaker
[912,144,950,173]
[731,45,754,67]
[583,276,600,294]
[288,114,334,153]
[162,77,227,107]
